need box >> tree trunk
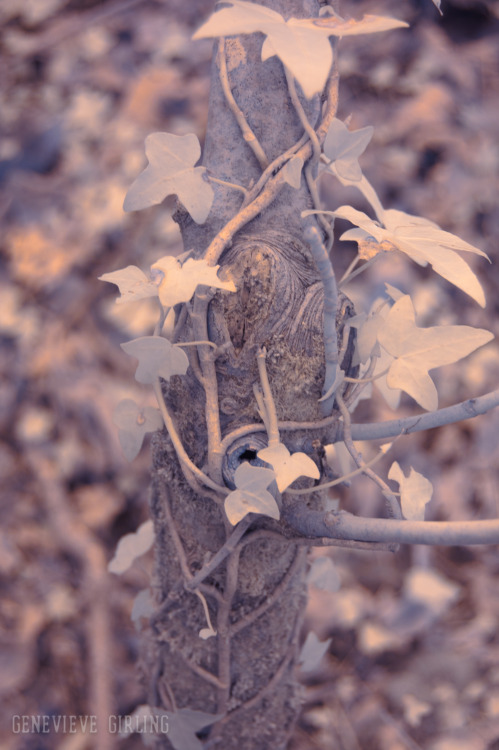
[141,2,355,747]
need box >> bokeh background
[1,0,499,748]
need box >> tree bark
[141,2,355,747]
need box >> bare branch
[284,505,499,546]
[347,388,499,442]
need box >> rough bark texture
[141,2,354,748]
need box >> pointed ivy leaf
[386,208,489,306]
[121,336,189,384]
[194,1,407,99]
[113,399,164,460]
[349,298,391,365]
[307,556,341,592]
[388,462,433,521]
[350,311,383,364]
[281,155,304,189]
[194,0,282,38]
[123,132,214,224]
[377,295,494,411]
[258,442,320,492]
[373,347,401,410]
[151,256,236,308]
[268,14,408,99]
[99,265,159,304]
[194,1,332,98]
[299,631,332,672]
[166,709,224,750]
[199,627,217,640]
[335,206,489,307]
[431,0,443,16]
[224,463,279,525]
[323,118,373,182]
[259,19,334,99]
[108,520,155,575]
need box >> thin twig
[285,447,387,496]
[153,298,167,337]
[219,606,302,723]
[257,348,280,447]
[172,304,188,344]
[230,545,306,635]
[343,351,378,411]
[177,650,228,690]
[154,381,227,494]
[186,517,253,591]
[336,391,402,519]
[284,67,320,161]
[217,37,269,170]
[195,589,217,636]
[208,175,248,198]
[191,290,224,483]
[339,256,378,288]
[242,133,309,208]
[284,66,334,250]
[344,366,390,384]
[157,481,194,582]
[203,64,340,267]
[215,548,242,719]
[217,381,499,455]
[304,226,340,414]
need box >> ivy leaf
[199,626,217,640]
[307,556,341,592]
[123,132,214,225]
[166,709,224,750]
[372,347,401,410]
[113,399,163,461]
[431,0,443,15]
[151,256,236,308]
[194,1,407,99]
[323,118,373,182]
[224,463,279,525]
[349,303,388,365]
[336,205,489,307]
[257,442,320,492]
[299,632,332,672]
[377,295,494,411]
[108,520,155,575]
[388,462,433,521]
[281,155,303,189]
[98,265,158,304]
[121,336,189,384]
